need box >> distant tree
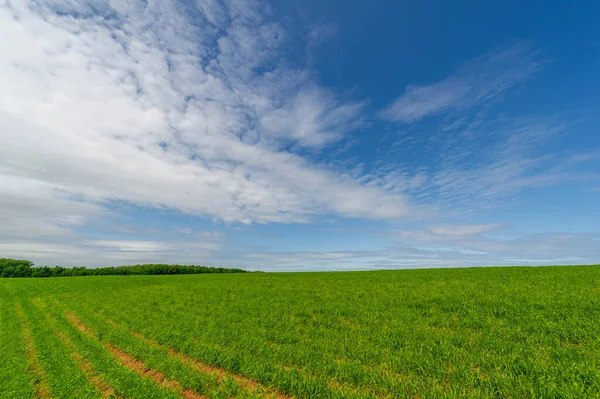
[0,259,247,278]
[0,258,33,274]
[1,266,15,278]
[49,266,65,277]
[31,266,52,278]
[1,265,32,278]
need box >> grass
[1,265,599,398]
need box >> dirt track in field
[15,301,51,399]
[30,299,121,399]
[88,306,294,399]
[106,343,208,399]
[66,310,209,399]
[131,330,293,399]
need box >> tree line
[0,258,248,278]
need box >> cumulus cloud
[379,42,544,123]
[0,0,410,237]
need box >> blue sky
[0,0,599,270]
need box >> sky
[1,0,599,271]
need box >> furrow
[60,331,121,399]
[65,311,209,399]
[104,314,293,399]
[14,301,52,399]
[67,312,98,339]
[31,299,121,399]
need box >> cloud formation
[428,224,506,237]
[0,0,409,232]
[1,2,597,270]
[369,114,599,215]
[379,42,544,123]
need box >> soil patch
[14,302,51,399]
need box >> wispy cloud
[88,240,173,252]
[1,223,597,270]
[0,0,409,234]
[369,115,599,214]
[428,224,506,237]
[395,229,600,268]
[259,85,365,148]
[1,2,597,269]
[379,42,544,123]
[570,153,600,163]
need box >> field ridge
[106,343,207,399]
[30,298,120,399]
[14,301,51,399]
[80,305,294,399]
[89,303,390,399]
[63,309,208,399]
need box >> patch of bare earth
[30,299,120,399]
[133,330,292,399]
[106,344,207,399]
[60,331,121,399]
[14,302,51,399]
[64,312,208,399]
[66,312,97,339]
[171,349,291,399]
[88,310,292,399]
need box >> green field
[1,266,599,399]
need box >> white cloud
[570,153,600,163]
[379,42,544,123]
[0,234,226,267]
[1,2,596,270]
[260,85,365,148]
[368,116,600,214]
[89,240,172,252]
[429,224,506,237]
[504,257,585,264]
[395,229,600,267]
[0,0,410,235]
[227,232,600,270]
[88,238,223,252]
[396,224,507,244]
[0,174,106,240]
[309,23,337,43]
[1,225,597,270]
